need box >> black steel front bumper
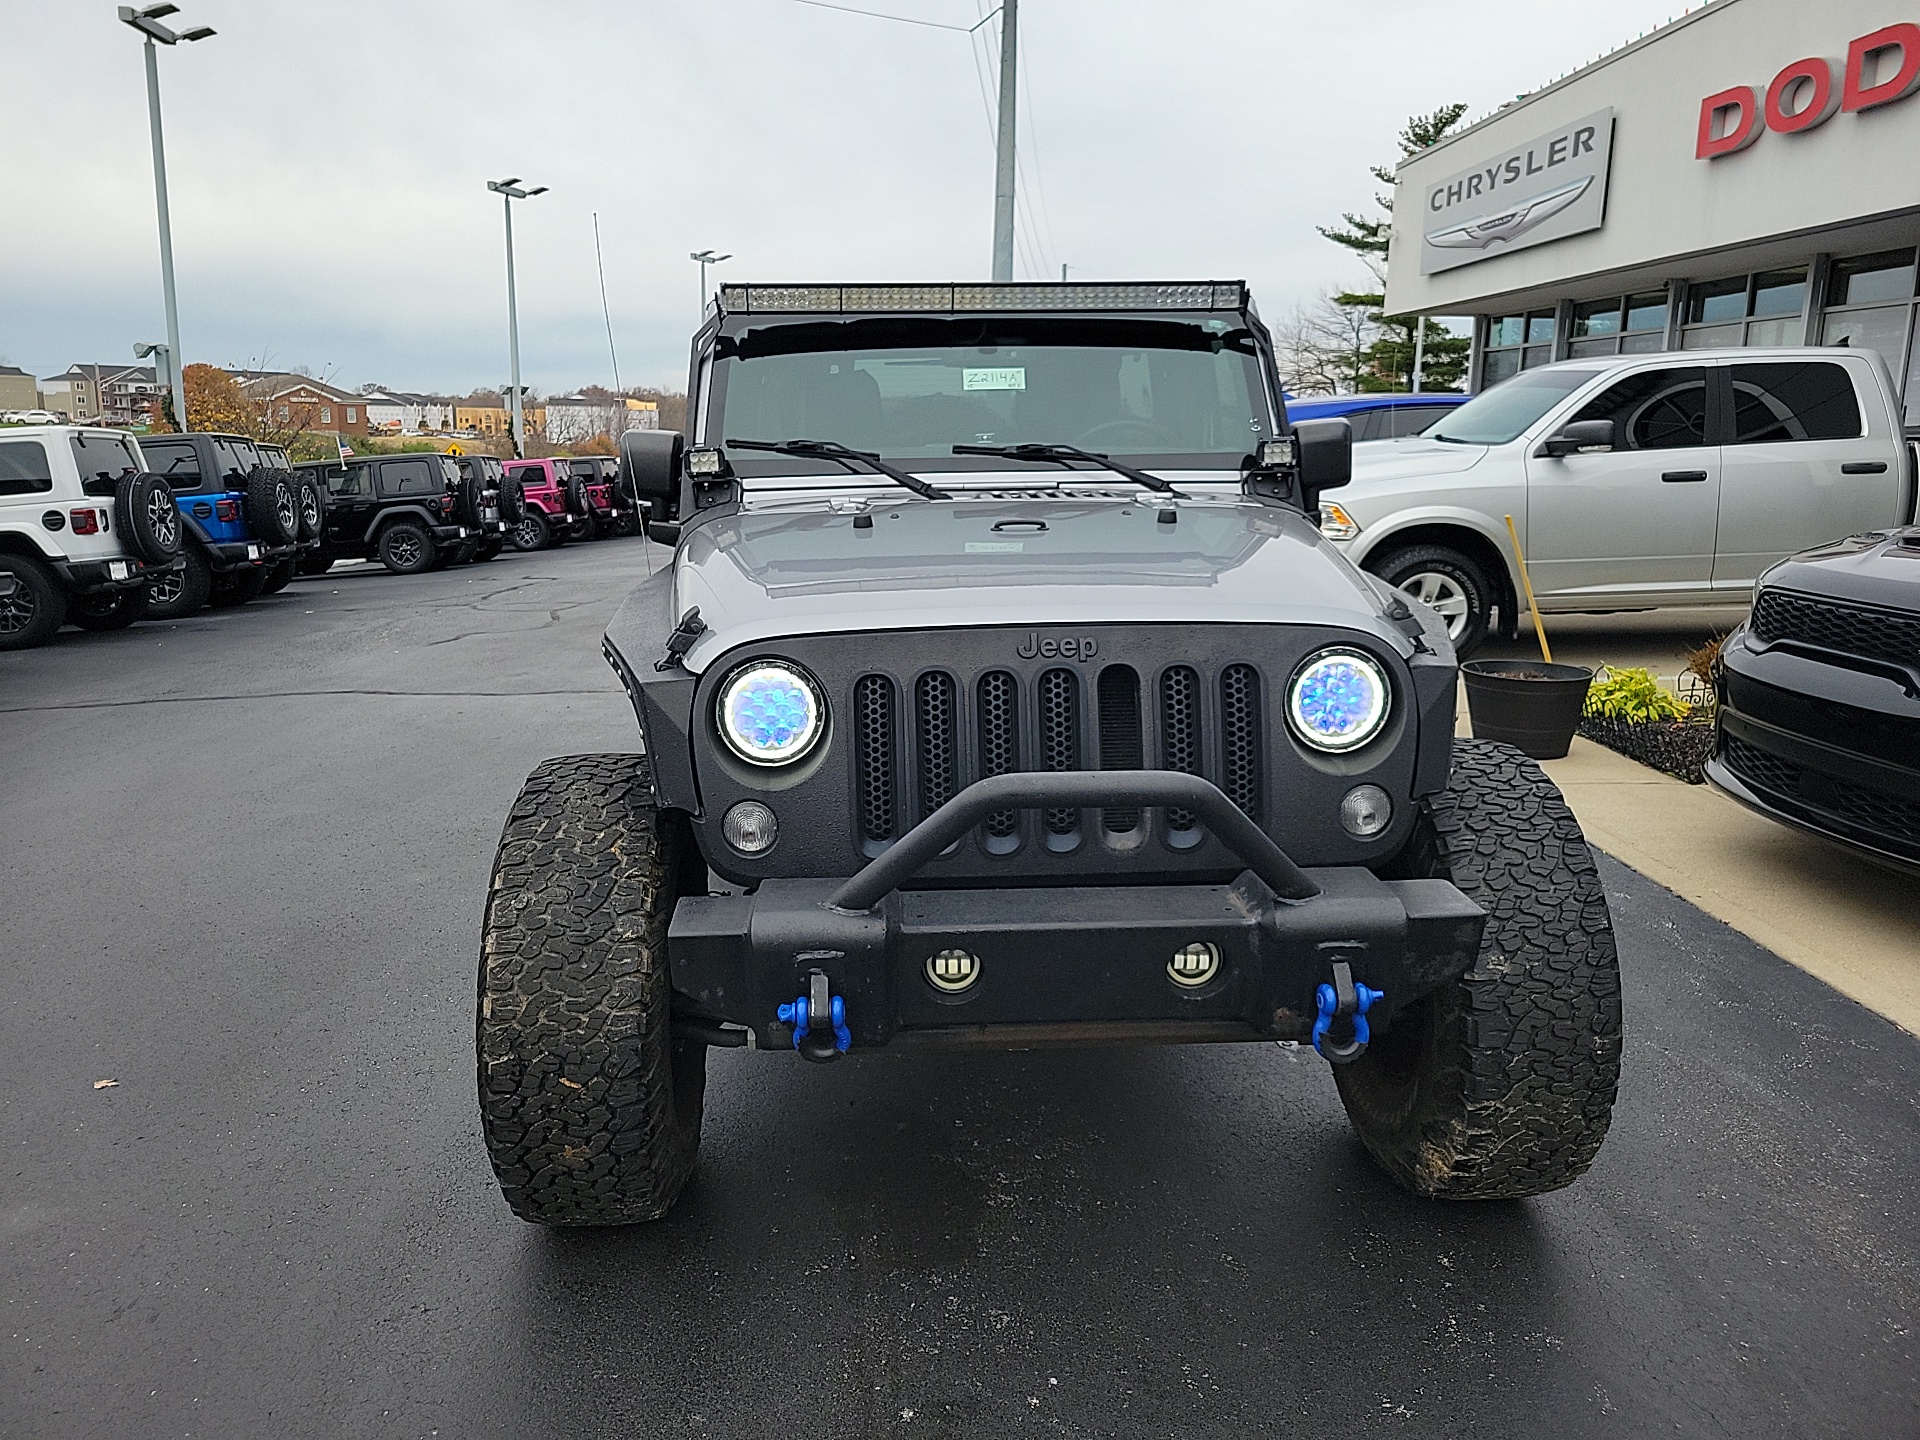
[670,771,1484,1052]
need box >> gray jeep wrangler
[476,281,1622,1226]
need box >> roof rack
[716,281,1246,317]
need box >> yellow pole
[1504,513,1553,665]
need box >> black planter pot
[1461,659,1595,760]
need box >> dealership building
[1385,0,1920,430]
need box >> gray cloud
[0,0,1689,395]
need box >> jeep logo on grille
[1016,632,1099,661]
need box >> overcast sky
[1,0,1700,396]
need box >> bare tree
[1272,290,1382,396]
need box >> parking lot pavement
[4,552,1917,1438]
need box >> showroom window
[1819,249,1919,427]
[1568,293,1669,358]
[1482,309,1557,383]
[1682,269,1807,349]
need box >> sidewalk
[1466,609,1920,1036]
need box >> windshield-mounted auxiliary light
[718,662,825,766]
[1257,437,1296,469]
[1287,647,1391,752]
[685,445,728,479]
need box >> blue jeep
[1284,392,1468,442]
[136,433,320,618]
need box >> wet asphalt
[2,541,1916,1440]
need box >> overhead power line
[788,0,997,33]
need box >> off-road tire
[208,565,267,608]
[1370,544,1492,658]
[498,476,527,526]
[295,476,326,543]
[477,754,707,1226]
[377,521,435,574]
[0,554,67,649]
[260,557,296,595]
[511,512,553,552]
[144,548,211,620]
[1335,738,1622,1199]
[68,585,149,631]
[245,467,301,546]
[114,472,184,564]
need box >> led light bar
[717,281,1246,316]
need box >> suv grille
[1751,589,1920,670]
[852,657,1268,851]
[1722,734,1920,849]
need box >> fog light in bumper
[926,948,979,993]
[721,800,778,854]
[1168,941,1220,987]
[1340,785,1392,838]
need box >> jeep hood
[1346,436,1489,485]
[665,496,1406,672]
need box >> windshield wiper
[951,442,1183,496]
[725,438,950,500]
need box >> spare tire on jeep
[295,474,326,543]
[245,466,301,546]
[498,474,526,525]
[113,472,184,565]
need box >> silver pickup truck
[1320,347,1919,653]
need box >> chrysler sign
[1419,110,1614,275]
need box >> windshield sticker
[963,367,1027,391]
[965,540,1024,553]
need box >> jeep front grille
[852,656,1267,852]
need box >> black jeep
[293,453,474,574]
[453,453,517,561]
[476,280,1623,1227]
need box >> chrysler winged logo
[1426,175,1594,251]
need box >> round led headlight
[717,662,824,766]
[1287,648,1391,752]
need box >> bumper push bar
[669,771,1484,1057]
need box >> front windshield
[708,317,1271,472]
[1425,368,1601,445]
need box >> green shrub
[1584,666,1689,723]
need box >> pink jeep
[503,458,592,550]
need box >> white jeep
[0,426,186,650]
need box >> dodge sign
[1420,110,1615,275]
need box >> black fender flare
[361,506,441,545]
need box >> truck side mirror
[621,429,683,515]
[1294,418,1353,503]
[1537,419,1616,457]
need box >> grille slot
[1159,665,1202,832]
[976,670,1020,839]
[1038,667,1081,836]
[1097,665,1144,833]
[854,674,897,843]
[1723,734,1920,848]
[914,671,959,819]
[1220,664,1263,821]
[1752,588,1920,669]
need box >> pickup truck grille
[1751,589,1920,669]
[853,659,1264,851]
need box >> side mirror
[1293,417,1353,501]
[646,519,682,547]
[621,429,683,503]
[1536,419,1616,458]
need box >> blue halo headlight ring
[1287,647,1391,753]
[717,662,825,766]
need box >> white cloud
[0,0,1697,394]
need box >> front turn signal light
[1318,502,1360,541]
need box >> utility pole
[1411,318,1426,394]
[691,250,732,319]
[488,178,546,458]
[990,0,1018,282]
[120,5,214,432]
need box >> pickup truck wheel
[510,513,552,552]
[377,521,435,574]
[1335,738,1622,1199]
[143,549,211,620]
[208,566,267,608]
[259,558,296,595]
[477,754,706,1226]
[68,585,149,631]
[0,555,67,649]
[1370,546,1490,657]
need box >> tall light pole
[488,177,546,458]
[690,250,731,317]
[990,0,1018,282]
[120,4,213,432]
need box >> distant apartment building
[453,404,544,438]
[362,390,455,435]
[235,372,368,437]
[39,363,161,425]
[0,365,40,411]
[543,395,660,445]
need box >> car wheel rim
[514,519,540,547]
[0,587,34,632]
[391,535,422,567]
[277,491,299,535]
[149,571,182,604]
[1397,571,1471,639]
[148,491,179,550]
